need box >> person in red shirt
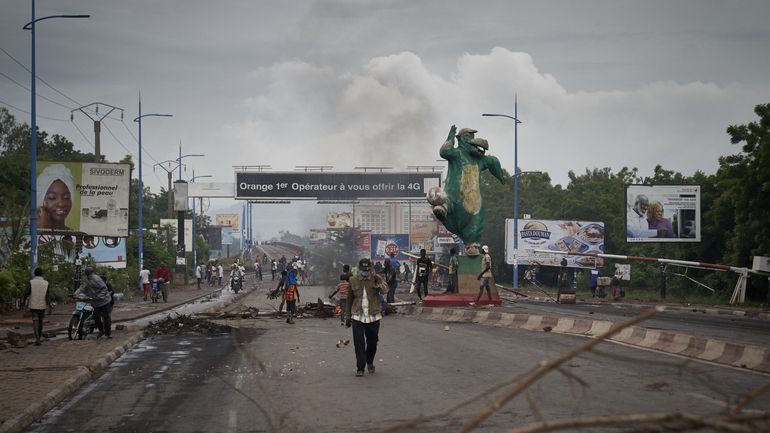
[153,262,170,282]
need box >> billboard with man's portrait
[626,185,701,243]
[36,161,130,237]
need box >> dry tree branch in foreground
[453,307,663,433]
[377,306,770,433]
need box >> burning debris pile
[146,314,232,336]
[301,298,337,318]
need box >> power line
[102,120,136,159]
[0,45,83,107]
[0,69,75,111]
[121,119,160,165]
[70,118,95,150]
[0,98,68,122]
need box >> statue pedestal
[423,255,501,307]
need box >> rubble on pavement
[146,314,232,336]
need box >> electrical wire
[121,119,160,165]
[70,119,95,149]
[0,97,69,122]
[102,120,136,159]
[0,46,83,107]
[0,69,74,111]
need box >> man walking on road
[195,263,203,289]
[415,249,432,300]
[346,258,388,377]
[139,265,151,301]
[470,245,493,306]
[22,268,52,346]
[446,247,458,293]
[76,267,113,338]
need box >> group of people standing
[195,262,224,289]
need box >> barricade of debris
[197,306,263,320]
[146,314,231,336]
[300,298,337,318]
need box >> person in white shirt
[139,266,151,301]
[217,263,224,286]
[195,263,203,289]
[626,194,657,238]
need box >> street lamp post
[483,95,523,288]
[133,101,172,272]
[173,149,203,280]
[190,171,212,270]
[23,2,89,272]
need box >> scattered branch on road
[452,307,663,433]
[732,380,770,416]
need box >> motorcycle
[151,277,169,303]
[230,273,242,294]
[68,296,96,340]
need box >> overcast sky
[2,0,769,238]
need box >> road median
[399,305,770,374]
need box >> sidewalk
[1,282,223,342]
[0,281,242,433]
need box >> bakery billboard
[506,219,605,269]
[36,161,130,237]
[234,172,441,200]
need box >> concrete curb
[0,331,145,433]
[510,295,770,321]
[577,300,770,321]
[0,286,253,433]
[400,306,770,374]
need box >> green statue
[427,125,505,251]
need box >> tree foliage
[478,103,770,300]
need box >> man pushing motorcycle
[75,267,113,338]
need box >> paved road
[27,290,770,433]
[505,299,770,347]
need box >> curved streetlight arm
[482,113,522,124]
[513,170,541,178]
[191,175,212,182]
[134,113,173,122]
[23,14,90,29]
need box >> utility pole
[70,103,123,292]
[71,102,123,162]
[153,160,182,218]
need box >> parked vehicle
[68,297,96,340]
[151,277,168,303]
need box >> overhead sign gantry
[234,171,441,200]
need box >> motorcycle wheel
[77,318,86,340]
[68,316,80,341]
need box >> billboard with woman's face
[625,184,701,243]
[36,161,130,237]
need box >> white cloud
[223,47,763,185]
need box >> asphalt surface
[506,299,770,347]
[26,288,770,433]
